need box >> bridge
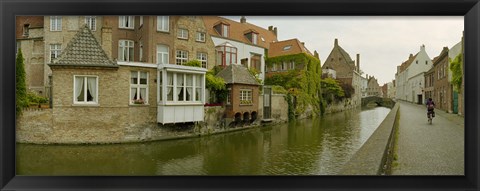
[361,96,396,108]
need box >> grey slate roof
[216,64,259,85]
[50,25,117,68]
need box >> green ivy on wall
[265,53,324,118]
[449,53,463,92]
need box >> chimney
[409,54,413,58]
[101,26,113,60]
[356,54,360,72]
[268,26,273,31]
[240,16,246,23]
[301,42,305,47]
[420,44,425,51]
[314,50,319,59]
[334,38,338,47]
[273,27,277,36]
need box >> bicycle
[427,110,434,124]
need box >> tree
[16,49,28,118]
[450,53,463,92]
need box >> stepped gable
[50,25,117,68]
[216,64,259,85]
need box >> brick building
[432,47,453,112]
[265,38,315,77]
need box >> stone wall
[258,94,288,123]
[324,98,360,114]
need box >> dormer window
[23,24,30,36]
[214,22,229,37]
[245,31,259,45]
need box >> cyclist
[426,98,435,119]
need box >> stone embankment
[338,103,400,175]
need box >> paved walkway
[391,101,464,175]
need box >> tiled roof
[268,38,313,58]
[322,39,356,71]
[203,16,277,49]
[50,25,117,68]
[399,53,418,72]
[216,64,260,85]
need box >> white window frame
[197,52,207,68]
[290,61,295,69]
[119,16,135,29]
[85,16,96,31]
[177,28,189,39]
[118,40,134,62]
[50,44,62,62]
[167,73,202,103]
[222,25,229,37]
[196,32,206,42]
[252,33,258,45]
[226,88,232,105]
[282,62,288,70]
[130,71,149,105]
[240,89,252,104]
[157,16,169,32]
[73,75,98,105]
[176,50,188,65]
[50,16,62,31]
[139,16,144,27]
[157,44,169,65]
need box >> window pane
[131,87,138,100]
[87,77,97,102]
[131,72,138,84]
[140,72,147,84]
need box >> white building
[203,16,278,83]
[395,45,433,103]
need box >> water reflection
[17,107,391,175]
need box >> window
[157,44,169,65]
[119,16,134,29]
[226,88,232,105]
[176,50,188,65]
[118,40,134,62]
[283,45,292,51]
[157,16,169,32]
[74,76,98,104]
[139,16,143,27]
[50,16,62,31]
[240,89,252,105]
[130,71,148,104]
[85,16,96,31]
[416,60,418,64]
[197,52,208,68]
[272,63,277,71]
[245,32,258,44]
[215,44,237,66]
[185,74,193,101]
[251,54,261,72]
[282,62,287,70]
[195,75,202,102]
[425,61,428,65]
[23,24,29,36]
[177,28,189,39]
[50,44,61,62]
[290,61,295,69]
[196,32,206,42]
[167,73,174,101]
[214,23,229,37]
[139,41,143,61]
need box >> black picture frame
[1,0,478,190]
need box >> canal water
[17,106,391,175]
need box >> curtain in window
[167,73,173,101]
[186,74,192,101]
[75,77,84,101]
[131,88,137,100]
[195,75,202,101]
[140,88,146,100]
[177,73,184,101]
[87,77,96,102]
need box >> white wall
[211,37,266,82]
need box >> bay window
[74,76,98,104]
[216,43,237,66]
[130,71,148,105]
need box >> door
[263,86,272,119]
[453,91,458,114]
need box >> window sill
[195,40,206,43]
[240,104,254,106]
[129,103,150,107]
[177,37,189,40]
[72,103,100,107]
[160,102,204,106]
[119,27,135,30]
[157,30,170,33]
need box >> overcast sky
[223,16,464,85]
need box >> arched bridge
[361,96,396,108]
